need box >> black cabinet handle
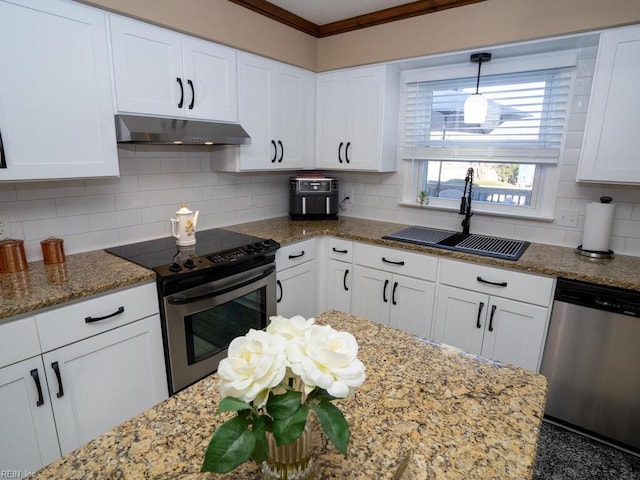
[488,305,497,332]
[345,142,351,163]
[382,257,405,266]
[288,251,305,259]
[30,369,44,407]
[343,269,349,291]
[383,279,389,303]
[477,276,508,287]
[85,306,124,324]
[51,361,64,399]
[277,140,283,163]
[476,301,485,329]
[271,140,277,163]
[338,142,344,163]
[0,129,6,169]
[392,281,398,305]
[187,79,195,109]
[332,247,348,254]
[276,280,282,303]
[176,77,184,108]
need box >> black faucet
[458,168,474,235]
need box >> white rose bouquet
[201,315,366,473]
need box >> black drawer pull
[276,280,282,303]
[51,361,64,398]
[288,251,305,259]
[476,301,485,329]
[488,305,497,332]
[343,269,349,291]
[476,276,508,287]
[383,279,389,303]
[392,281,398,305]
[382,257,405,266]
[85,306,125,324]
[30,369,44,407]
[332,247,348,254]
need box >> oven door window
[184,287,266,364]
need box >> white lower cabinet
[351,243,436,338]
[433,259,554,371]
[0,282,167,472]
[320,237,354,314]
[276,240,317,318]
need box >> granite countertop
[0,250,155,322]
[225,216,640,291]
[33,310,547,480]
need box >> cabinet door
[577,25,640,184]
[0,0,118,180]
[432,285,487,355]
[182,37,238,122]
[0,357,60,473]
[347,68,382,169]
[388,275,435,338]
[110,15,183,117]
[276,64,307,168]
[326,259,352,313]
[480,298,549,371]
[276,261,317,319]
[316,72,349,168]
[43,315,167,455]
[351,266,391,326]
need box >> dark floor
[533,421,640,480]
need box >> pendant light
[464,52,492,124]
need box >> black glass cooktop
[105,228,279,277]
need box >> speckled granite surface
[225,216,640,291]
[33,310,547,480]
[0,250,155,322]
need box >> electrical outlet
[557,209,579,227]
[249,193,258,207]
[0,215,10,240]
[344,190,353,203]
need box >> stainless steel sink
[383,226,529,261]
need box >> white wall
[0,145,290,262]
[334,45,640,257]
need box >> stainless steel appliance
[289,176,339,220]
[106,229,280,394]
[540,278,640,452]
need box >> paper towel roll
[582,198,615,252]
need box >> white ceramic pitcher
[170,203,199,246]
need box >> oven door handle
[167,264,275,305]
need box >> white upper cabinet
[577,25,640,184]
[316,65,400,171]
[219,52,313,171]
[0,0,119,180]
[109,15,238,122]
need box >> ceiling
[228,0,487,37]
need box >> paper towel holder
[575,196,615,259]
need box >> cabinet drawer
[327,238,353,262]
[276,240,316,272]
[0,317,40,368]
[439,259,553,306]
[354,243,437,281]
[36,282,159,352]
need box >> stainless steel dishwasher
[540,278,640,452]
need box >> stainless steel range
[106,229,280,394]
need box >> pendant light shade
[464,52,492,124]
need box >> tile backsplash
[0,145,290,262]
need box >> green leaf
[251,415,269,463]
[272,404,309,446]
[266,390,303,419]
[216,396,253,414]
[312,400,350,457]
[201,416,256,473]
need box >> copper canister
[41,237,65,265]
[0,239,28,273]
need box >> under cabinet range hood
[114,114,251,146]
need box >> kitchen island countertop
[33,310,547,480]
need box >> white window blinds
[401,65,575,164]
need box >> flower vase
[262,421,314,480]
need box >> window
[400,53,576,217]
